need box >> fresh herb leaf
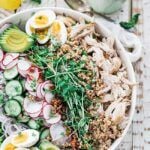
[120,13,140,29]
[31,0,41,4]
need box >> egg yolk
[51,22,61,37]
[4,143,15,150]
[13,133,28,144]
[35,15,48,26]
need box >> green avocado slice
[0,27,34,53]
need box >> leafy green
[28,37,92,148]
[120,13,140,29]
[31,0,41,4]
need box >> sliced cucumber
[13,95,24,104]
[31,147,39,150]
[0,90,4,104]
[20,79,26,92]
[4,66,18,80]
[4,100,21,117]
[17,114,30,123]
[40,129,50,140]
[39,141,60,150]
[28,119,41,130]
[5,80,22,97]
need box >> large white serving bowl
[0,7,136,150]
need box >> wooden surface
[0,0,148,149]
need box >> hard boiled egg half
[0,129,39,150]
[30,10,56,29]
[0,136,16,150]
[50,20,67,44]
[26,10,56,44]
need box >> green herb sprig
[120,13,140,29]
[31,0,41,4]
[28,37,92,148]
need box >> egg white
[30,10,56,29]
[50,20,67,44]
[0,136,15,150]
[26,18,51,44]
[11,129,39,148]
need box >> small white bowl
[0,7,136,150]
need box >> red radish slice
[27,67,40,80]
[43,105,53,120]
[36,83,44,99]
[6,59,18,69]
[9,53,19,59]
[46,114,61,124]
[0,50,4,62]
[18,59,31,71]
[2,59,18,70]
[2,55,14,66]
[29,91,37,97]
[25,79,37,92]
[50,122,66,141]
[43,105,61,124]
[18,69,27,78]
[45,92,54,103]
[41,81,52,97]
[23,97,43,114]
[0,62,5,70]
[28,110,42,118]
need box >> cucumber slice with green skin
[4,66,18,80]
[13,95,24,105]
[31,147,39,150]
[4,100,21,117]
[0,91,4,104]
[39,141,60,150]
[28,119,41,130]
[20,79,26,92]
[17,114,30,123]
[40,129,50,140]
[5,80,22,97]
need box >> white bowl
[0,7,136,150]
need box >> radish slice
[18,59,31,71]
[29,91,37,97]
[0,62,5,70]
[45,92,54,103]
[0,50,4,62]
[23,97,43,114]
[1,59,18,70]
[36,83,44,99]
[9,53,19,59]
[50,122,66,141]
[2,55,14,66]
[43,105,61,124]
[27,66,40,80]
[43,105,53,120]
[25,79,37,92]
[41,81,53,97]
[18,69,27,78]
[6,59,18,69]
[46,114,61,124]
[28,110,42,118]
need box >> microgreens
[27,36,92,148]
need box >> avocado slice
[39,141,60,150]
[0,27,34,53]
